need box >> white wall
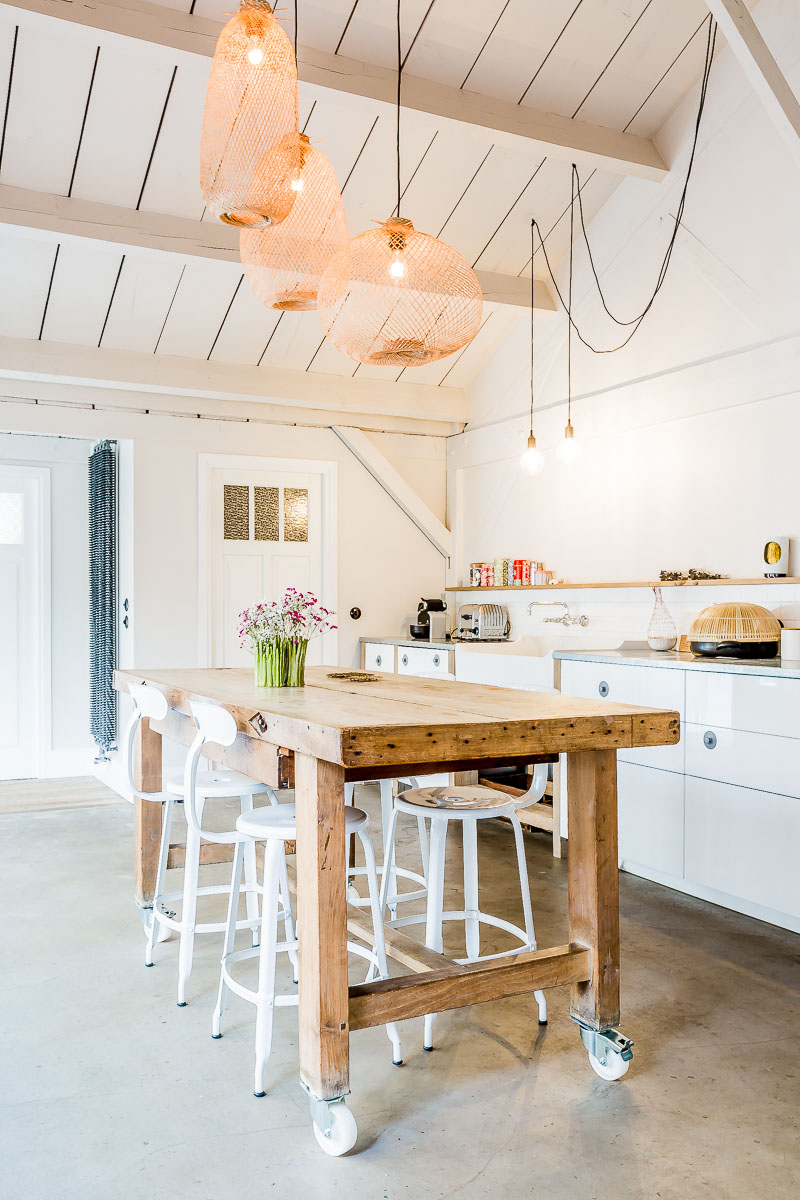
[448,0,800,588]
[0,431,91,774]
[0,403,447,682]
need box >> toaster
[457,603,509,641]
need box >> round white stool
[345,777,429,915]
[213,800,403,1100]
[381,766,550,1050]
[123,689,292,1007]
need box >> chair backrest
[182,701,240,844]
[515,763,549,810]
[122,684,168,802]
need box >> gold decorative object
[326,671,380,682]
[283,487,308,542]
[200,0,298,228]
[241,133,349,311]
[316,0,482,367]
[223,484,249,539]
[254,485,279,541]
[318,217,482,366]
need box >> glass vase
[254,639,290,687]
[647,587,678,651]
[287,639,309,687]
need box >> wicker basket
[689,602,781,658]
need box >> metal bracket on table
[249,712,268,736]
[301,1085,349,1134]
[571,1016,634,1065]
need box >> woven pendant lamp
[316,1,482,366]
[200,0,299,228]
[241,133,349,311]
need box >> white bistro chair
[123,684,287,1006]
[381,765,550,1050]
[344,777,428,915]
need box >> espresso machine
[410,597,448,641]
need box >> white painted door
[0,466,46,779]
[210,466,332,667]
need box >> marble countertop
[553,647,800,679]
[361,635,453,650]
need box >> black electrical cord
[534,16,717,355]
[529,217,536,437]
[294,0,297,57]
[567,168,574,423]
[396,0,402,217]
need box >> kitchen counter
[554,647,800,680]
[361,635,452,651]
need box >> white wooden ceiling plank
[137,53,209,219]
[395,0,510,90]
[208,279,281,365]
[577,0,708,134]
[69,39,178,209]
[0,23,99,194]
[334,0,439,71]
[98,251,185,352]
[394,125,497,241]
[351,360,405,384]
[0,227,56,338]
[469,155,564,275]
[436,305,519,389]
[625,19,712,136]
[39,239,124,346]
[258,309,330,371]
[522,0,656,120]
[305,336,361,379]
[299,92,380,206]
[155,256,243,358]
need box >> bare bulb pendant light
[200,0,299,228]
[557,169,583,465]
[520,219,544,477]
[316,0,482,366]
[241,132,349,310]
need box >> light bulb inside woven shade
[317,217,483,367]
[200,0,299,228]
[240,134,349,311]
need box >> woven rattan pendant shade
[240,134,348,311]
[317,217,483,366]
[200,0,298,228]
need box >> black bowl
[409,624,429,640]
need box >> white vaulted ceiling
[0,0,717,413]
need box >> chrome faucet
[527,600,589,627]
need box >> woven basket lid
[689,602,781,643]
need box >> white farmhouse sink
[454,635,630,690]
[456,633,627,656]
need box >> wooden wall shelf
[445,578,800,593]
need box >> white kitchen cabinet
[686,670,800,738]
[684,776,800,921]
[363,642,395,672]
[617,762,684,878]
[397,645,454,678]
[558,659,684,772]
[684,721,800,799]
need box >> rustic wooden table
[114,665,679,1151]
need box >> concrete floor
[3,789,800,1200]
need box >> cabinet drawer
[363,642,394,672]
[397,646,453,677]
[617,762,684,878]
[559,660,684,771]
[686,670,800,738]
[684,721,800,798]
[684,775,800,919]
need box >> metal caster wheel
[573,1017,633,1082]
[311,1099,357,1157]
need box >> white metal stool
[213,780,403,1105]
[345,777,429,914]
[381,766,550,1050]
[123,685,290,1006]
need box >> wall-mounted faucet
[527,600,589,627]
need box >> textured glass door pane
[283,487,308,542]
[254,486,279,541]
[223,484,249,540]
[0,492,23,544]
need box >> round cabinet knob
[375,654,382,667]
[401,654,409,666]
[433,654,440,667]
[703,730,717,750]
[598,681,609,698]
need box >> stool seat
[398,784,513,812]
[166,768,265,799]
[236,804,368,841]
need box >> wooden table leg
[567,748,620,1031]
[133,716,163,910]
[295,752,350,1102]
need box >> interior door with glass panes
[210,467,326,668]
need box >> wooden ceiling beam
[0,0,668,181]
[0,183,556,311]
[0,333,470,424]
[705,0,800,161]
